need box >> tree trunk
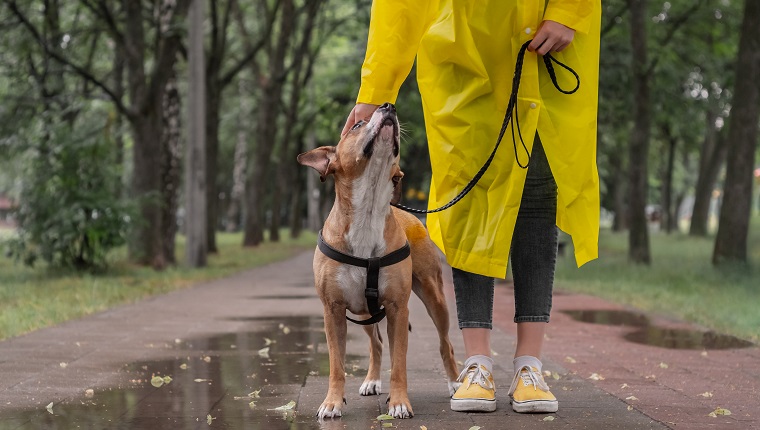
[627,0,651,264]
[243,0,296,247]
[660,127,677,234]
[161,75,182,265]
[185,0,208,267]
[205,79,221,252]
[689,110,723,236]
[226,79,248,232]
[713,0,760,265]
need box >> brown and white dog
[297,103,459,419]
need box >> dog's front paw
[316,396,345,419]
[387,396,413,419]
[359,379,382,396]
[448,380,462,397]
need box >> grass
[0,230,317,341]
[554,216,760,343]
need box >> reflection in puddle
[562,310,651,327]
[0,316,366,429]
[562,309,754,350]
[625,327,754,350]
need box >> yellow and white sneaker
[509,365,558,413]
[450,358,496,412]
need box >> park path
[0,250,756,429]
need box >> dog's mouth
[362,106,400,159]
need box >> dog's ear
[297,146,336,182]
[391,169,404,205]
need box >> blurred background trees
[0,0,758,272]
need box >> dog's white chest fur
[337,155,395,315]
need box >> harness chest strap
[317,230,411,325]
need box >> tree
[713,0,760,265]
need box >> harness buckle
[365,289,379,299]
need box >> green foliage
[5,121,133,271]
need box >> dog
[297,103,459,419]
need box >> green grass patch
[0,230,317,340]
[555,217,760,343]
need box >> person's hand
[528,20,575,55]
[341,103,380,137]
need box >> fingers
[528,20,575,56]
[341,103,381,137]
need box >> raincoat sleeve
[356,0,433,105]
[543,0,596,34]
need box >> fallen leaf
[85,389,94,398]
[620,383,630,389]
[491,349,499,357]
[272,400,296,411]
[180,363,188,370]
[249,389,262,398]
[282,326,291,334]
[543,370,552,378]
[626,396,639,401]
[469,426,481,430]
[258,347,270,358]
[627,405,634,411]
[565,356,577,364]
[552,372,561,380]
[700,351,708,357]
[46,402,54,414]
[543,416,555,421]
[456,360,463,366]
[59,362,68,369]
[151,375,165,388]
[420,426,428,430]
[264,337,275,346]
[194,378,210,383]
[588,373,605,381]
[203,356,212,363]
[174,338,182,344]
[699,392,713,398]
[249,400,256,409]
[207,414,216,425]
[377,414,394,421]
[279,323,284,329]
[659,362,669,369]
[708,407,731,417]
[162,376,173,385]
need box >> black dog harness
[317,230,410,325]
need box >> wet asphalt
[0,251,755,429]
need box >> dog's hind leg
[359,323,383,396]
[412,272,460,396]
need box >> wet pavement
[0,251,757,429]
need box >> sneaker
[450,361,496,412]
[508,365,558,413]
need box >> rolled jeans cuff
[459,321,493,329]
[514,316,550,323]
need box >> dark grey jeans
[452,135,558,328]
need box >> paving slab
[0,250,755,429]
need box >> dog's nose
[379,103,396,113]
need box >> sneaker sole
[511,399,558,413]
[450,398,497,412]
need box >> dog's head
[297,103,403,203]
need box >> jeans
[453,134,558,328]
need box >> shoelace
[457,364,494,390]
[508,365,550,395]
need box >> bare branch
[4,0,132,116]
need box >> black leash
[391,39,580,215]
[317,230,411,325]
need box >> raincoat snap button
[530,103,537,109]
[524,27,531,34]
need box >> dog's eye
[350,121,364,131]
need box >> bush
[5,125,133,271]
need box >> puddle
[0,316,367,429]
[625,327,754,350]
[562,310,651,327]
[251,295,315,300]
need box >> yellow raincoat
[357,0,601,278]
